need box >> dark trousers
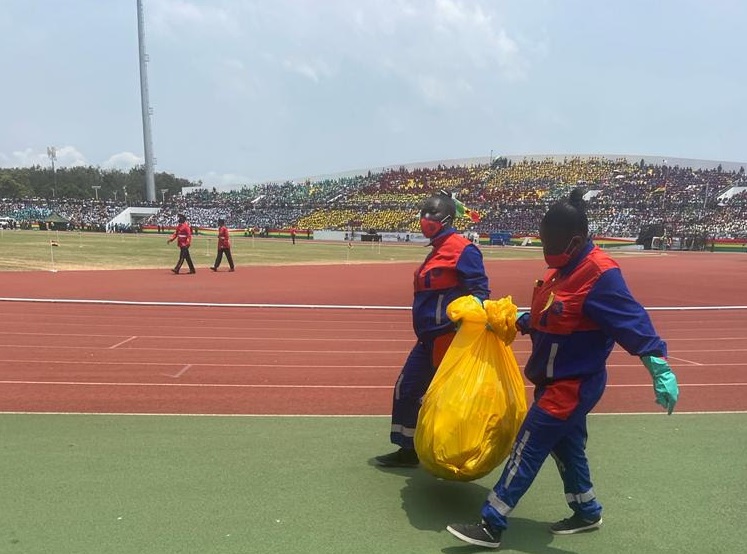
[175,246,195,273]
[481,372,607,530]
[389,332,455,449]
[213,248,234,270]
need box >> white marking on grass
[109,336,137,349]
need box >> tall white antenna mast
[137,0,156,202]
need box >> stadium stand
[2,158,745,242]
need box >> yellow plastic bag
[414,295,528,481]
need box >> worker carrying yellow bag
[414,295,528,481]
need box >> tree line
[0,165,201,202]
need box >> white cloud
[0,146,88,168]
[325,0,528,106]
[194,171,254,189]
[102,151,143,170]
[148,0,240,38]
[282,58,333,83]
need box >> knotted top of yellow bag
[486,296,518,346]
[446,295,518,346]
[446,295,488,326]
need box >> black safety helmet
[540,189,588,255]
[419,194,456,226]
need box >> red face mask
[419,218,444,238]
[544,237,580,268]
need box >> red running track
[0,252,745,415]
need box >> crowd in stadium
[1,158,745,241]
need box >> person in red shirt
[167,214,195,274]
[210,218,235,272]
[290,227,297,245]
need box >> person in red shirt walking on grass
[167,213,196,274]
[210,218,235,272]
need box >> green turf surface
[0,229,542,271]
[1,413,744,554]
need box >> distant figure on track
[374,193,490,468]
[210,218,235,272]
[446,188,680,549]
[168,214,195,274]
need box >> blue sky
[1,0,745,187]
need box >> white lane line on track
[163,364,192,379]
[108,336,137,349]
[1,411,746,417]
[0,331,414,343]
[1,359,746,369]
[3,344,747,356]
[0,359,402,368]
[2,297,747,312]
[0,381,744,389]
[0,344,413,354]
[667,355,704,366]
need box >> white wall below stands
[717,186,747,201]
[314,230,430,243]
[107,207,160,230]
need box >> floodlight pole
[47,146,57,198]
[137,0,156,202]
[92,186,101,201]
[160,188,168,203]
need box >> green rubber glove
[641,356,679,415]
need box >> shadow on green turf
[372,461,575,554]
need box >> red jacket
[218,225,231,249]
[171,222,192,248]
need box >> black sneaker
[550,513,603,535]
[171,268,179,274]
[374,448,419,467]
[209,267,217,272]
[447,522,502,549]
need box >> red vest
[531,246,619,335]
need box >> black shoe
[188,270,196,274]
[229,268,235,272]
[550,513,603,535]
[209,267,217,272]
[374,448,419,468]
[171,268,179,274]
[447,521,502,549]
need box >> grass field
[0,230,543,271]
[2,413,745,554]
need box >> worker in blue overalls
[447,189,680,549]
[375,193,490,467]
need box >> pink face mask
[419,218,444,238]
[544,237,580,268]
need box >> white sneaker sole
[550,517,603,535]
[446,525,502,549]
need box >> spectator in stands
[167,213,195,274]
